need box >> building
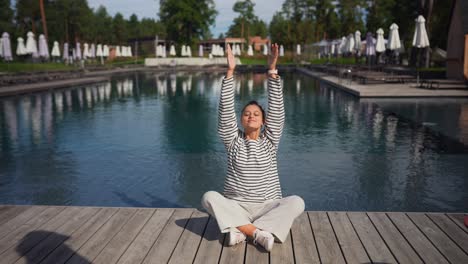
[447,0,468,80]
[249,36,269,51]
[198,38,246,53]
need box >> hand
[268,43,279,70]
[226,44,235,78]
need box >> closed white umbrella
[387,23,401,50]
[339,37,346,54]
[198,45,203,57]
[96,44,103,57]
[51,41,60,57]
[181,45,186,57]
[1,32,13,61]
[354,31,362,54]
[236,44,241,56]
[170,45,176,56]
[83,43,90,59]
[412,15,430,48]
[115,46,121,57]
[75,42,82,59]
[62,42,69,60]
[346,34,355,53]
[247,45,253,56]
[25,31,38,57]
[187,46,192,57]
[296,44,301,55]
[220,45,224,56]
[366,33,376,56]
[375,28,386,53]
[161,45,165,57]
[279,45,284,57]
[90,43,96,58]
[103,45,109,57]
[156,45,161,57]
[263,44,268,55]
[210,44,216,56]
[38,34,49,59]
[0,38,2,58]
[16,37,27,55]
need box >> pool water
[1,71,467,212]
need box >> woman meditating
[201,43,305,252]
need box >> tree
[139,18,166,39]
[127,14,140,40]
[269,12,290,46]
[0,0,14,33]
[112,13,128,44]
[366,0,396,33]
[159,0,217,45]
[337,0,366,36]
[232,0,255,39]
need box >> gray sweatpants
[201,191,305,243]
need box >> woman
[201,43,304,252]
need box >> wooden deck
[0,205,467,264]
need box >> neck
[244,128,261,140]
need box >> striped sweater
[218,76,285,203]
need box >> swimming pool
[1,71,467,212]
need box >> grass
[310,57,362,65]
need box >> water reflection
[0,72,467,212]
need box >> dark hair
[241,100,266,122]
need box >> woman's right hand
[226,44,235,78]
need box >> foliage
[227,0,268,40]
[159,0,217,45]
[0,0,14,33]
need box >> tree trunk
[39,0,48,40]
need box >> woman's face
[241,104,264,131]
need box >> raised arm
[218,44,239,150]
[264,44,285,148]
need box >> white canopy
[296,44,301,55]
[170,45,176,56]
[375,28,386,53]
[247,45,254,56]
[38,34,49,59]
[279,45,284,57]
[51,41,60,57]
[103,45,109,57]
[412,15,430,48]
[354,31,362,53]
[16,37,27,55]
[25,31,38,57]
[387,23,401,50]
[1,32,13,61]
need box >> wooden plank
[290,212,320,264]
[142,209,194,264]
[218,232,246,264]
[270,232,294,264]
[347,212,396,263]
[0,206,47,238]
[0,206,65,255]
[66,208,137,264]
[427,213,468,254]
[245,241,269,264]
[168,210,210,264]
[93,209,155,264]
[328,212,370,263]
[387,212,448,263]
[0,206,31,226]
[40,207,118,264]
[117,209,175,264]
[447,213,468,233]
[367,212,422,264]
[192,216,225,264]
[13,207,99,264]
[308,212,345,263]
[408,213,468,263]
[0,206,76,264]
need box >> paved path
[298,68,468,98]
[0,205,467,263]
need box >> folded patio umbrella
[339,37,346,54]
[375,28,386,53]
[279,45,284,57]
[90,43,96,58]
[75,42,82,59]
[412,15,430,48]
[346,34,355,53]
[115,46,121,57]
[1,32,13,61]
[62,42,69,60]
[103,45,109,57]
[170,45,176,56]
[51,41,61,57]
[16,37,27,56]
[25,31,38,58]
[387,23,401,50]
[199,45,203,57]
[263,44,268,55]
[38,34,50,59]
[296,44,301,55]
[187,46,192,57]
[181,45,186,57]
[366,33,376,56]
[96,44,103,57]
[354,31,362,54]
[83,43,89,59]
[0,37,3,58]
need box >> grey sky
[87,0,283,37]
